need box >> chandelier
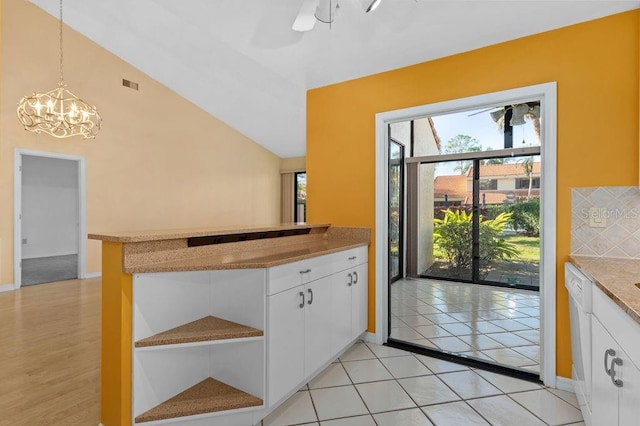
[17,0,101,139]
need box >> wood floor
[0,278,101,426]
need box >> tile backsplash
[572,186,640,258]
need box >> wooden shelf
[135,377,263,423]
[135,316,263,348]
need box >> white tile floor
[262,342,583,426]
[390,278,541,372]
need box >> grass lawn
[501,234,540,262]
[432,234,540,263]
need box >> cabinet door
[351,263,368,341]
[331,271,353,356]
[619,348,640,426]
[305,277,333,377]
[591,316,619,426]
[267,286,305,406]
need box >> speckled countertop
[89,223,331,243]
[90,223,370,273]
[126,239,368,273]
[570,256,640,324]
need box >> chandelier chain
[59,0,64,84]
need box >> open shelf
[135,315,263,348]
[135,377,263,423]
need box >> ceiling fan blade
[292,0,320,32]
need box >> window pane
[295,172,306,222]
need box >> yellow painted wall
[307,10,640,378]
[1,0,281,285]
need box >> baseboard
[555,376,574,392]
[22,252,78,260]
[363,332,377,344]
[83,272,102,279]
[0,283,15,293]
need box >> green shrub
[483,204,509,220]
[433,209,520,277]
[508,199,540,236]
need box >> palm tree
[519,156,534,201]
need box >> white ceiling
[30,0,640,157]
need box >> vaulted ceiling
[30,0,640,157]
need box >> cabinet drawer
[593,285,640,370]
[267,246,368,295]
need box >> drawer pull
[353,271,358,285]
[347,273,353,286]
[299,291,305,308]
[348,256,357,260]
[308,288,314,305]
[299,269,312,274]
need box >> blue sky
[430,107,539,176]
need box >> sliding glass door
[389,140,404,283]
[419,152,540,291]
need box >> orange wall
[1,0,281,285]
[307,11,640,378]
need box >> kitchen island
[90,223,370,426]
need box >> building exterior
[434,162,541,207]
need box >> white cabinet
[305,277,334,376]
[132,270,266,425]
[351,263,368,340]
[591,285,640,426]
[331,263,368,355]
[130,245,368,424]
[266,285,305,407]
[265,276,334,405]
[266,247,368,407]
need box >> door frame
[13,149,87,289]
[373,82,557,387]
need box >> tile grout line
[338,349,378,425]
[391,278,541,373]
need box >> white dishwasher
[565,262,593,426]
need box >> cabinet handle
[299,291,305,308]
[609,356,624,388]
[308,288,313,305]
[347,273,353,286]
[348,256,357,260]
[353,271,358,284]
[604,348,616,376]
[299,269,312,274]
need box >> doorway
[391,120,543,378]
[14,150,87,288]
[375,83,557,387]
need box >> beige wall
[280,156,306,172]
[1,1,281,284]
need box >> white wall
[21,156,79,259]
[389,119,440,275]
[497,178,515,191]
